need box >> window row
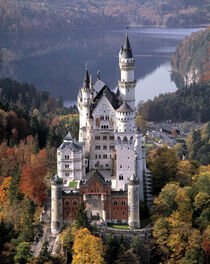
[95,135,115,140]
[113,211,125,216]
[65,200,78,206]
[113,200,126,206]
[95,163,109,168]
[95,145,115,150]
[95,154,110,159]
[100,115,109,120]
[101,125,109,130]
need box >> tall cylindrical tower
[128,174,140,228]
[118,33,136,110]
[77,66,91,142]
[51,175,63,234]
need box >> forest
[0,0,209,33]
[0,77,209,263]
[171,27,209,88]
[138,82,210,122]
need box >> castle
[51,34,153,234]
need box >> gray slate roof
[58,140,83,152]
[91,86,121,114]
[64,131,73,141]
[83,66,90,89]
[116,101,134,112]
[120,33,133,59]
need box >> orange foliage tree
[20,163,47,206]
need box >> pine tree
[104,233,118,264]
[33,134,39,154]
[38,241,52,264]
[75,202,90,230]
[8,163,22,205]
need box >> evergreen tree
[104,233,118,264]
[8,163,23,205]
[33,134,39,154]
[118,234,126,255]
[75,202,90,230]
[14,242,31,264]
[38,241,52,264]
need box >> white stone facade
[57,133,86,187]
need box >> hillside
[138,82,210,122]
[0,0,209,33]
[171,27,210,88]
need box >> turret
[116,101,135,133]
[51,175,63,234]
[77,66,91,142]
[118,33,136,110]
[128,173,140,228]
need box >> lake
[0,27,204,106]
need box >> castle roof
[64,131,73,141]
[83,66,90,89]
[81,170,111,187]
[58,140,83,152]
[120,33,133,59]
[93,79,106,94]
[91,86,121,114]
[116,101,134,113]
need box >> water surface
[0,27,204,105]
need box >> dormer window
[65,155,69,160]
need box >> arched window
[121,200,126,206]
[113,200,118,206]
[119,175,123,180]
[73,200,78,206]
[123,136,128,144]
[65,200,70,206]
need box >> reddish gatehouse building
[62,170,128,224]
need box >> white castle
[51,34,152,234]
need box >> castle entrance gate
[85,193,105,222]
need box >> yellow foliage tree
[72,228,104,264]
[0,177,11,207]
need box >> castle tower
[51,175,63,234]
[114,100,136,191]
[134,130,144,201]
[128,173,140,228]
[118,33,136,110]
[77,66,91,143]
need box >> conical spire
[121,33,133,59]
[64,131,73,142]
[83,65,90,89]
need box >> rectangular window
[103,155,107,159]
[103,136,107,140]
[110,136,114,140]
[65,164,69,168]
[110,145,115,150]
[65,155,69,160]
[95,145,100,150]
[106,164,109,168]
[95,154,97,159]
[65,172,69,176]
[95,136,100,140]
[103,145,107,150]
